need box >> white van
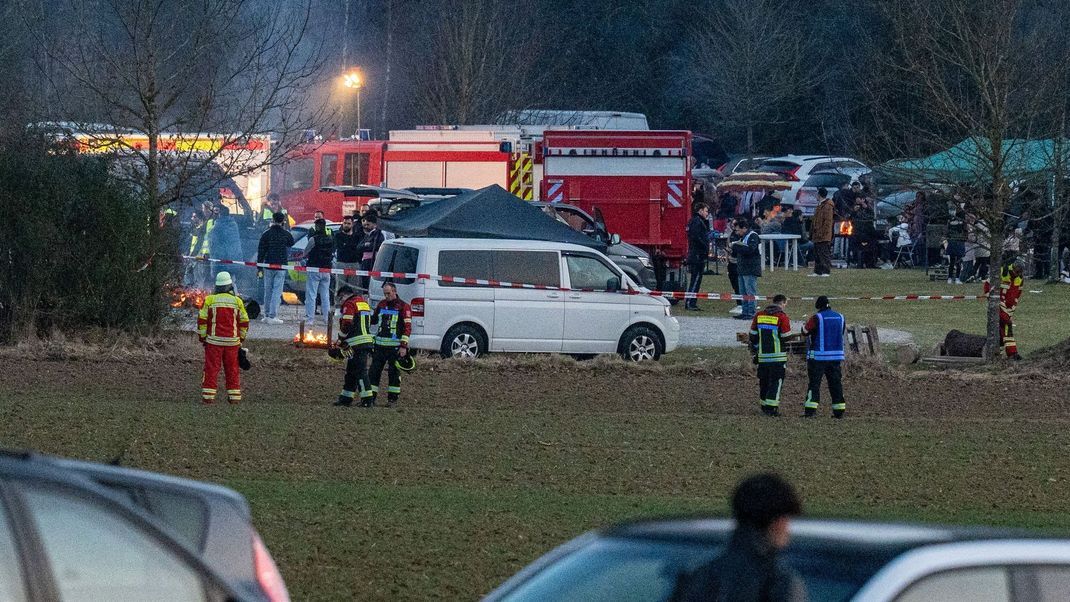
[368,238,680,361]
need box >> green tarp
[885,138,1070,182]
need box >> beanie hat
[215,271,233,287]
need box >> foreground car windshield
[494,536,896,602]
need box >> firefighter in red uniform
[983,260,1024,360]
[368,282,412,407]
[197,271,250,403]
[332,285,375,407]
[750,294,793,416]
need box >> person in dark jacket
[731,218,762,319]
[256,211,295,323]
[304,218,335,326]
[685,203,711,310]
[334,214,363,296]
[780,205,812,267]
[673,473,806,602]
[357,211,386,292]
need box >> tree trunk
[379,0,393,136]
[746,124,755,155]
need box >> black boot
[832,410,845,419]
[360,396,376,408]
[333,395,353,407]
[803,408,817,418]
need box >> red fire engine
[274,127,538,222]
[539,130,693,288]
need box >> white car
[757,155,870,204]
[484,517,1070,602]
[367,238,680,361]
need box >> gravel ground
[179,302,915,347]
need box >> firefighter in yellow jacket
[332,285,375,407]
[197,271,250,404]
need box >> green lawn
[691,267,1069,354]
[3,347,1070,600]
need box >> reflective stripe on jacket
[339,296,374,348]
[373,299,411,348]
[749,306,792,363]
[197,293,249,346]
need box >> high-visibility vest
[806,309,845,361]
[200,219,215,255]
[750,309,791,363]
[197,293,249,346]
[373,299,411,348]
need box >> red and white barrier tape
[183,256,991,302]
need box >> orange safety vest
[197,292,249,346]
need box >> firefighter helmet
[394,353,416,372]
[238,347,252,371]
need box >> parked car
[45,453,289,602]
[368,238,680,361]
[757,155,870,204]
[717,155,770,175]
[484,517,1070,602]
[0,449,265,601]
[795,168,874,216]
[364,187,473,217]
[530,202,657,289]
[283,220,341,301]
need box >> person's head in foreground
[732,472,802,549]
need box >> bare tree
[407,0,551,124]
[682,0,815,153]
[866,0,1070,358]
[21,0,332,212]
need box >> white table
[758,234,801,272]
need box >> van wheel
[619,326,663,362]
[441,324,486,359]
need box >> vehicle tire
[618,325,663,362]
[441,324,487,360]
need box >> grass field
[690,267,1070,354]
[2,332,1070,600]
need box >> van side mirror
[609,233,621,245]
[606,277,621,291]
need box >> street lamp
[342,68,364,137]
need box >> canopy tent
[378,185,605,250]
[884,138,1070,183]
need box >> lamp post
[342,68,364,137]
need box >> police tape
[182,256,991,302]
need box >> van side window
[492,251,560,287]
[372,245,420,285]
[565,255,620,290]
[439,250,494,286]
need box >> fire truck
[274,126,542,221]
[539,130,693,289]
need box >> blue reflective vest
[807,309,845,361]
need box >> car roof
[318,185,419,200]
[42,454,251,518]
[605,517,1033,552]
[382,237,602,253]
[762,155,860,164]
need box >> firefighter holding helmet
[331,285,375,407]
[983,259,1025,360]
[197,271,250,404]
[367,281,412,407]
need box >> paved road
[179,303,914,348]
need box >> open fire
[170,287,207,309]
[838,220,854,236]
[292,331,330,348]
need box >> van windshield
[373,244,420,285]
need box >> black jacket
[335,228,362,263]
[305,228,335,268]
[257,225,295,264]
[358,228,386,270]
[781,213,805,240]
[672,525,807,602]
[732,230,762,277]
[686,214,711,265]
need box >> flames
[292,331,330,348]
[838,220,854,236]
[171,287,207,309]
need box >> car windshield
[496,536,898,602]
